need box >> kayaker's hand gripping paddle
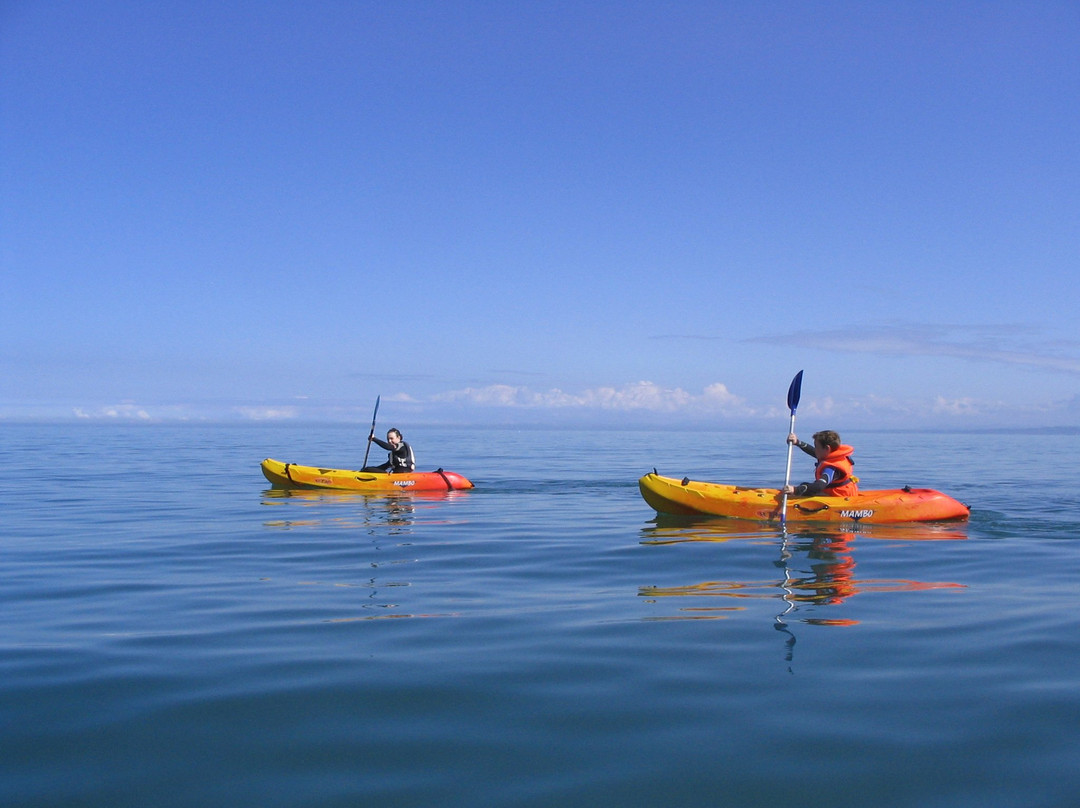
[361,395,381,470]
[780,371,803,527]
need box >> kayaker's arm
[789,466,838,497]
[787,433,816,457]
[791,480,826,496]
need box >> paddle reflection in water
[639,517,967,635]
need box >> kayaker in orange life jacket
[781,430,858,497]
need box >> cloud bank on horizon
[34,320,1080,428]
[46,379,1076,429]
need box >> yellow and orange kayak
[639,472,969,523]
[261,458,474,492]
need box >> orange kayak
[639,472,969,523]
[261,458,474,492]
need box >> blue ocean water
[2,423,1079,807]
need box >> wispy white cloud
[431,381,757,415]
[416,381,1068,425]
[750,323,1080,375]
[931,396,985,417]
[233,406,299,420]
[796,391,1062,422]
[74,403,152,420]
[383,392,420,404]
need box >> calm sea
[2,423,1079,807]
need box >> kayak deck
[261,458,474,492]
[639,472,969,523]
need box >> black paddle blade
[787,371,804,412]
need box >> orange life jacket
[816,444,858,497]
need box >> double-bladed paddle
[780,371,803,527]
[361,395,381,470]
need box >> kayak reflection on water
[261,487,467,535]
[639,519,967,623]
[640,520,966,668]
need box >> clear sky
[2,1,1078,429]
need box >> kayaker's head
[386,428,403,448]
[812,430,842,459]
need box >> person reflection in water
[799,533,858,606]
[775,531,859,665]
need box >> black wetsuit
[368,437,415,473]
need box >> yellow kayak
[261,458,474,492]
[639,472,969,523]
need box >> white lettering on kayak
[393,480,416,487]
[840,509,874,519]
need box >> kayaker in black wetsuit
[364,428,416,473]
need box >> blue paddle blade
[787,371,804,412]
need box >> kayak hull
[639,472,969,523]
[261,458,474,492]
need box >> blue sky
[2,1,1078,429]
